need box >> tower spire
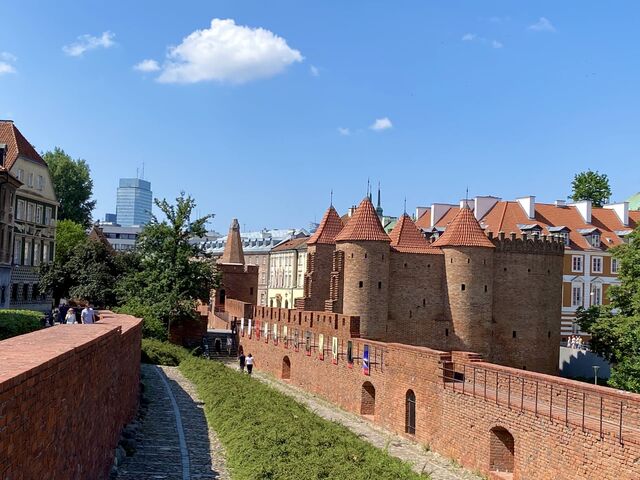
[330,189,333,207]
[377,182,381,208]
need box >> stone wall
[0,312,142,479]
[241,307,640,480]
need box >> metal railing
[441,363,639,445]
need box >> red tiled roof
[272,236,309,252]
[389,214,442,254]
[0,121,47,170]
[308,206,344,245]
[431,206,495,248]
[335,197,390,242]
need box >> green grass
[0,310,43,341]
[141,338,190,366]
[180,357,428,480]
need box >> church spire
[375,182,383,216]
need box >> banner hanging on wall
[318,334,324,360]
[363,345,370,376]
[332,336,338,364]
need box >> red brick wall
[170,314,207,346]
[0,312,142,479]
[241,307,640,480]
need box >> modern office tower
[116,178,152,227]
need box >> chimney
[604,202,629,226]
[516,196,536,220]
[571,200,592,224]
[474,196,500,221]
[348,205,356,217]
[555,200,566,207]
[459,199,473,210]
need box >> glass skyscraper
[116,178,152,227]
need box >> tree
[577,226,640,392]
[43,147,96,227]
[117,193,219,334]
[570,170,612,207]
[55,220,88,262]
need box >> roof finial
[404,197,407,215]
[377,182,381,208]
[366,178,370,198]
[330,189,333,207]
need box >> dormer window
[560,232,570,245]
[590,234,600,248]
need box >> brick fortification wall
[241,307,640,480]
[0,312,142,479]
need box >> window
[24,240,31,265]
[571,284,583,307]
[33,242,40,266]
[27,172,33,188]
[461,284,466,291]
[37,175,44,191]
[590,234,601,248]
[11,284,18,301]
[347,341,354,364]
[13,237,22,265]
[592,256,603,274]
[571,255,583,273]
[591,284,603,306]
[358,281,363,288]
[22,283,29,300]
[611,258,619,274]
[36,205,43,225]
[16,169,24,181]
[560,232,570,245]
[43,243,49,264]
[26,203,34,222]
[49,242,54,261]
[16,199,25,220]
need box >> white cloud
[370,117,392,131]
[63,31,116,57]
[155,18,303,84]
[528,17,555,32]
[492,40,504,49]
[0,52,17,75]
[462,34,504,49]
[134,59,161,72]
[462,33,477,41]
[337,127,350,136]
[310,65,320,77]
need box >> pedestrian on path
[65,307,77,324]
[81,304,95,324]
[246,353,254,375]
[239,352,246,372]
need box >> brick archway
[282,356,291,380]
[489,426,514,474]
[361,381,376,416]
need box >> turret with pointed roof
[335,197,390,243]
[308,206,344,245]
[389,214,442,254]
[431,204,495,249]
[220,218,245,264]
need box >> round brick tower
[432,206,496,357]
[335,197,390,340]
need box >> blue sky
[1,1,639,233]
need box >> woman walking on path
[246,354,254,375]
[239,352,246,373]
[65,307,76,324]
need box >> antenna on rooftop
[142,162,145,180]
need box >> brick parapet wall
[240,325,640,479]
[0,312,142,479]
[253,307,360,339]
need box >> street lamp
[593,365,600,386]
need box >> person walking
[239,352,246,373]
[65,307,77,324]
[81,304,95,324]
[246,353,254,376]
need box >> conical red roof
[308,206,344,245]
[431,206,495,248]
[220,218,245,264]
[335,197,390,242]
[389,214,442,254]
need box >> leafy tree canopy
[55,219,87,262]
[43,147,96,227]
[577,226,640,392]
[570,170,612,208]
[117,193,219,332]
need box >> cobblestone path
[223,362,482,480]
[116,364,230,480]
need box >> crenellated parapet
[488,231,565,255]
[253,306,360,339]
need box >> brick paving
[116,364,230,480]
[224,361,482,480]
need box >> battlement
[253,306,360,338]
[488,231,565,255]
[218,263,259,274]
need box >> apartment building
[416,196,639,340]
[267,236,308,308]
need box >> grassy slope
[180,358,427,480]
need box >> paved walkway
[225,361,481,480]
[116,364,230,480]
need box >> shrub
[116,302,167,341]
[0,310,43,341]
[180,358,427,480]
[141,338,190,366]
